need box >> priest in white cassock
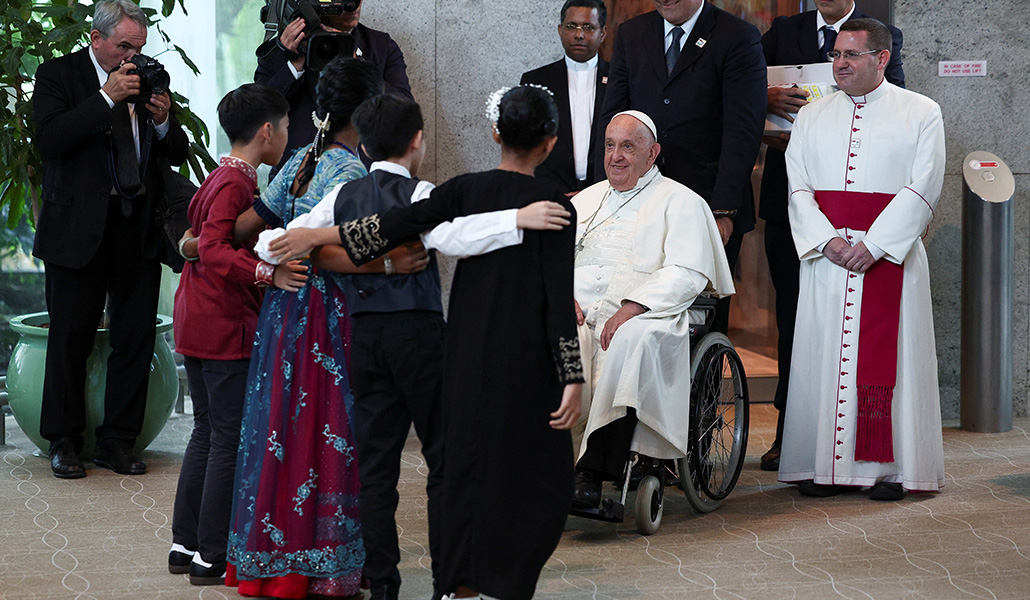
[569,111,734,509]
[779,18,946,502]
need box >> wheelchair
[568,296,750,535]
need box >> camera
[283,0,361,30]
[123,54,170,105]
[259,0,359,71]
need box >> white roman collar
[565,54,599,72]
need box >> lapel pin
[602,76,608,84]
[696,38,707,48]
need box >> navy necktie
[111,102,142,211]
[666,26,684,75]
[820,25,838,62]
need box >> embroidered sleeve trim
[338,214,388,264]
[557,335,585,384]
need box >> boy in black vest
[344,95,479,600]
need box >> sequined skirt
[227,271,364,597]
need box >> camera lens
[151,70,171,95]
[311,37,340,64]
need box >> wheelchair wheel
[680,333,749,513]
[634,474,663,535]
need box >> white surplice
[781,80,946,491]
[574,166,734,460]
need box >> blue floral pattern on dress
[323,424,356,465]
[293,468,319,515]
[261,513,287,547]
[267,430,284,462]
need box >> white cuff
[288,60,304,80]
[154,117,171,139]
[255,228,286,264]
[862,239,886,262]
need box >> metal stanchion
[960,151,1015,433]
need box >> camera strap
[262,0,279,41]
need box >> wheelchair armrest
[688,296,718,311]
[687,296,718,345]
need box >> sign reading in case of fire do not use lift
[938,61,987,77]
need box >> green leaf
[6,183,25,229]
[173,44,200,75]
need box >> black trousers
[351,311,445,599]
[713,228,744,335]
[575,411,639,481]
[763,221,801,445]
[171,356,249,563]
[40,199,161,453]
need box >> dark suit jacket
[32,47,189,269]
[520,57,609,194]
[256,23,413,173]
[759,9,905,224]
[598,2,767,234]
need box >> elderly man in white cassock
[779,17,946,502]
[569,111,734,509]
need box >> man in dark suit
[520,0,609,195]
[256,0,412,175]
[32,0,189,478]
[758,0,904,472]
[597,0,767,333]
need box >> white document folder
[765,62,838,134]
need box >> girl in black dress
[336,86,585,600]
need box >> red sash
[815,191,901,463]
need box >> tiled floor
[2,404,1029,599]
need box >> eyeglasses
[562,22,599,34]
[827,49,880,62]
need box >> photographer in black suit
[520,0,609,195]
[256,0,413,175]
[596,0,767,334]
[758,0,904,472]
[32,0,189,478]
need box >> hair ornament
[312,110,332,162]
[484,84,555,133]
[523,83,554,97]
[484,86,512,127]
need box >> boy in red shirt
[169,84,307,584]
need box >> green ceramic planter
[5,312,179,459]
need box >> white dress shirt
[565,55,598,182]
[815,1,857,49]
[663,2,705,53]
[256,161,523,263]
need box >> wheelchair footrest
[569,497,625,523]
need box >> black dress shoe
[189,556,226,585]
[760,443,781,472]
[168,546,194,574]
[93,447,147,475]
[797,480,847,497]
[868,481,905,501]
[49,441,86,479]
[571,469,603,509]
